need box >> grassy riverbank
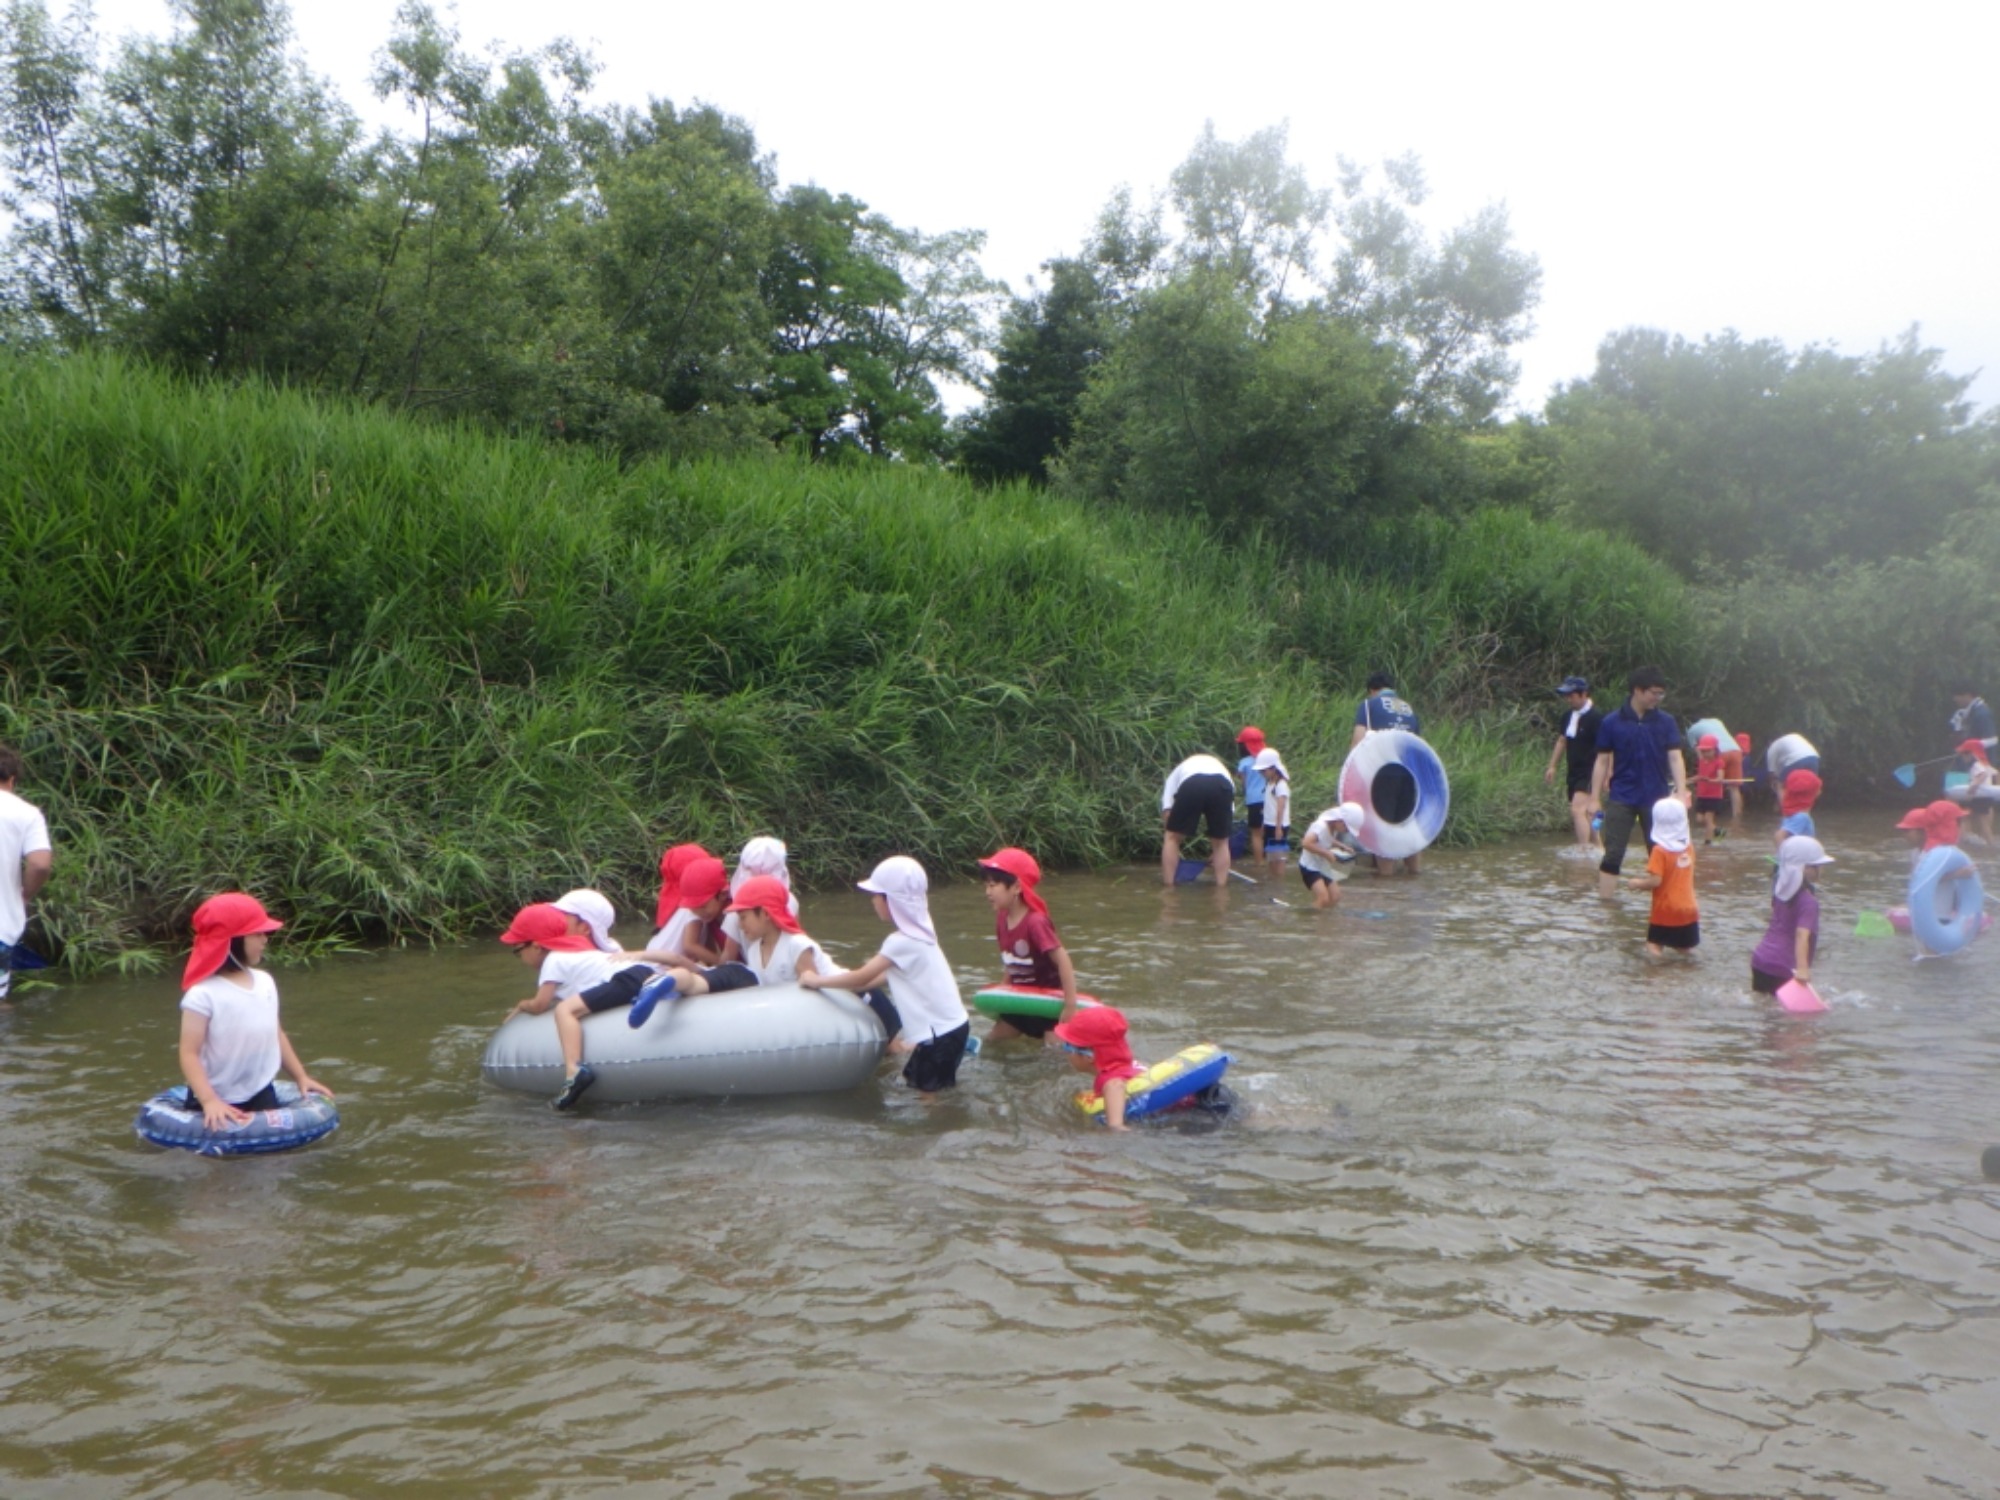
[4,352,1681,970]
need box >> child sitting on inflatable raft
[177,894,333,1130]
[500,902,686,1110]
[625,875,831,1027]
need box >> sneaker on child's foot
[627,973,677,1028]
[551,1064,597,1111]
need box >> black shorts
[1300,866,1333,890]
[1264,827,1289,851]
[1750,966,1785,995]
[1245,801,1265,831]
[178,1080,282,1113]
[1695,796,1726,815]
[576,964,658,1013]
[1566,771,1595,798]
[992,1012,1055,1038]
[1166,773,1234,840]
[1648,921,1700,950]
[903,1022,970,1092]
[696,962,759,993]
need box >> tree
[0,0,99,335]
[1547,326,1985,576]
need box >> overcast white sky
[81,0,2000,415]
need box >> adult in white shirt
[0,745,53,1001]
[1160,753,1235,887]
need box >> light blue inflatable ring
[135,1081,339,1156]
[1339,730,1451,860]
[1908,845,1985,956]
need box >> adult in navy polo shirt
[1591,665,1689,899]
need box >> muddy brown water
[2,810,1997,1497]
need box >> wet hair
[1627,665,1668,691]
[1365,671,1395,692]
[0,745,21,784]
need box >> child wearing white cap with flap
[804,856,971,1097]
[1298,802,1364,909]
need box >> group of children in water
[165,713,1990,1132]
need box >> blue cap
[1556,676,1589,694]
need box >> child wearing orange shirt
[1627,796,1698,956]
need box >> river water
[3,811,1997,1498]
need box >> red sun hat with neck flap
[499,903,593,952]
[677,855,730,911]
[979,846,1048,915]
[655,842,712,926]
[183,893,284,989]
[725,874,802,933]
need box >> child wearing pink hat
[176,894,332,1131]
[1052,1005,1147,1131]
[977,846,1079,1042]
[804,856,970,1097]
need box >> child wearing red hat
[1692,735,1728,845]
[1235,727,1268,862]
[500,902,682,1109]
[1951,739,1997,845]
[646,854,736,967]
[177,894,332,1131]
[1052,1005,1147,1131]
[1774,769,1822,851]
[624,875,830,1028]
[977,846,1079,1042]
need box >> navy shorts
[1648,921,1700,950]
[903,1022,971,1092]
[1245,801,1265,831]
[992,1012,1055,1038]
[575,964,656,1013]
[1166,773,1234,839]
[1300,866,1333,890]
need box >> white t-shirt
[1766,734,1818,776]
[741,929,827,986]
[720,888,801,949]
[181,969,282,1105]
[1299,810,1356,878]
[648,907,712,959]
[0,787,52,944]
[536,948,630,999]
[1263,780,1290,833]
[879,931,968,1044]
[1161,754,1233,810]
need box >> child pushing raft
[977,846,1079,1042]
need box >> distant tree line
[5,0,1994,581]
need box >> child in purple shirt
[1750,836,1834,994]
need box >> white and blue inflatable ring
[135,1081,339,1157]
[1339,730,1450,860]
[1908,845,1985,956]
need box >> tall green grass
[3,351,1665,971]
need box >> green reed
[3,351,1642,971]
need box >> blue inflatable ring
[1339,729,1450,860]
[135,1081,339,1156]
[1908,845,1985,956]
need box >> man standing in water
[1545,676,1602,856]
[1591,667,1688,899]
[1950,683,1996,755]
[0,745,53,1001]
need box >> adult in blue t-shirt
[1591,665,1688,899]
[1950,684,1997,754]
[1351,671,1420,745]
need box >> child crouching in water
[1297,801,1364,909]
[1627,796,1698,956]
[1052,1004,1147,1131]
[803,856,971,1098]
[624,874,829,1027]
[177,894,333,1130]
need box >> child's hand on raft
[297,1075,334,1101]
[201,1096,252,1130]
[798,973,824,989]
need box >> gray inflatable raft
[480,981,887,1102]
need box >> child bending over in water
[1052,1005,1147,1131]
[1297,802,1364,909]
[177,894,333,1130]
[803,856,971,1098]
